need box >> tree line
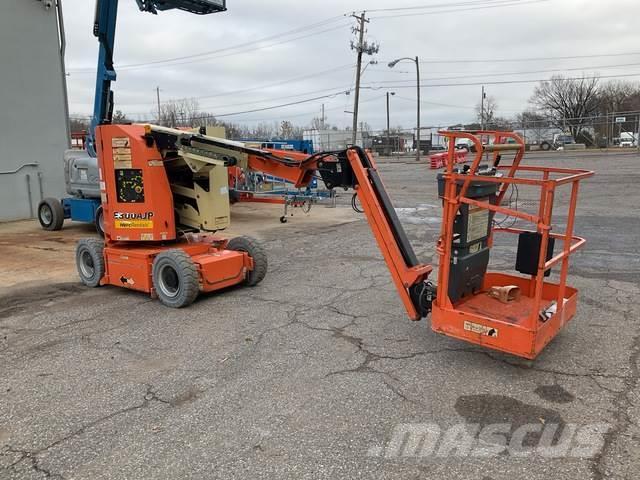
[475,76,640,145]
[69,76,640,145]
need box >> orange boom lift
[78,2,592,358]
[78,122,591,357]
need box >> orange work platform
[432,130,593,359]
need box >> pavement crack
[5,447,65,479]
[4,384,170,476]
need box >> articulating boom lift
[77,0,592,359]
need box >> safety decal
[463,321,498,337]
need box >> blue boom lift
[37,0,227,236]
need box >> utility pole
[321,103,325,129]
[415,56,421,162]
[351,12,366,146]
[386,91,395,155]
[480,85,486,130]
[386,92,391,155]
[350,11,379,146]
[388,57,420,160]
[156,86,161,124]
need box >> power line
[158,72,640,118]
[197,91,350,119]
[122,63,355,108]
[199,94,387,124]
[110,58,640,111]
[67,16,348,73]
[366,0,533,13]
[78,70,640,117]
[66,1,543,74]
[361,72,640,89]
[403,51,640,65]
[394,95,475,110]
[363,62,640,85]
[369,0,547,19]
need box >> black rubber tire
[38,198,64,231]
[227,236,267,287]
[540,141,551,151]
[95,206,105,238]
[76,238,105,287]
[152,249,200,308]
[280,216,287,223]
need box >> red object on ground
[429,149,469,169]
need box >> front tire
[152,249,200,308]
[227,236,267,286]
[76,238,105,287]
[38,198,64,231]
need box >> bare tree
[280,120,295,139]
[252,122,275,140]
[112,110,130,124]
[595,80,640,137]
[158,98,205,127]
[310,117,324,130]
[530,75,600,138]
[476,95,498,126]
[515,110,551,144]
[69,116,90,133]
[596,80,639,113]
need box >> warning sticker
[467,207,490,242]
[115,220,153,229]
[112,137,130,148]
[464,321,498,337]
[112,139,133,168]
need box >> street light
[386,91,395,156]
[389,56,421,161]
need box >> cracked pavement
[1,151,639,479]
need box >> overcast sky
[63,0,640,133]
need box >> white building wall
[0,0,69,221]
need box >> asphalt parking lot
[1,150,639,479]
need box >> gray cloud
[64,0,640,131]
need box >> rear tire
[227,236,267,286]
[38,198,64,231]
[95,206,105,237]
[152,249,200,308]
[540,141,551,151]
[76,238,105,287]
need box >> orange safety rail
[432,130,593,359]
